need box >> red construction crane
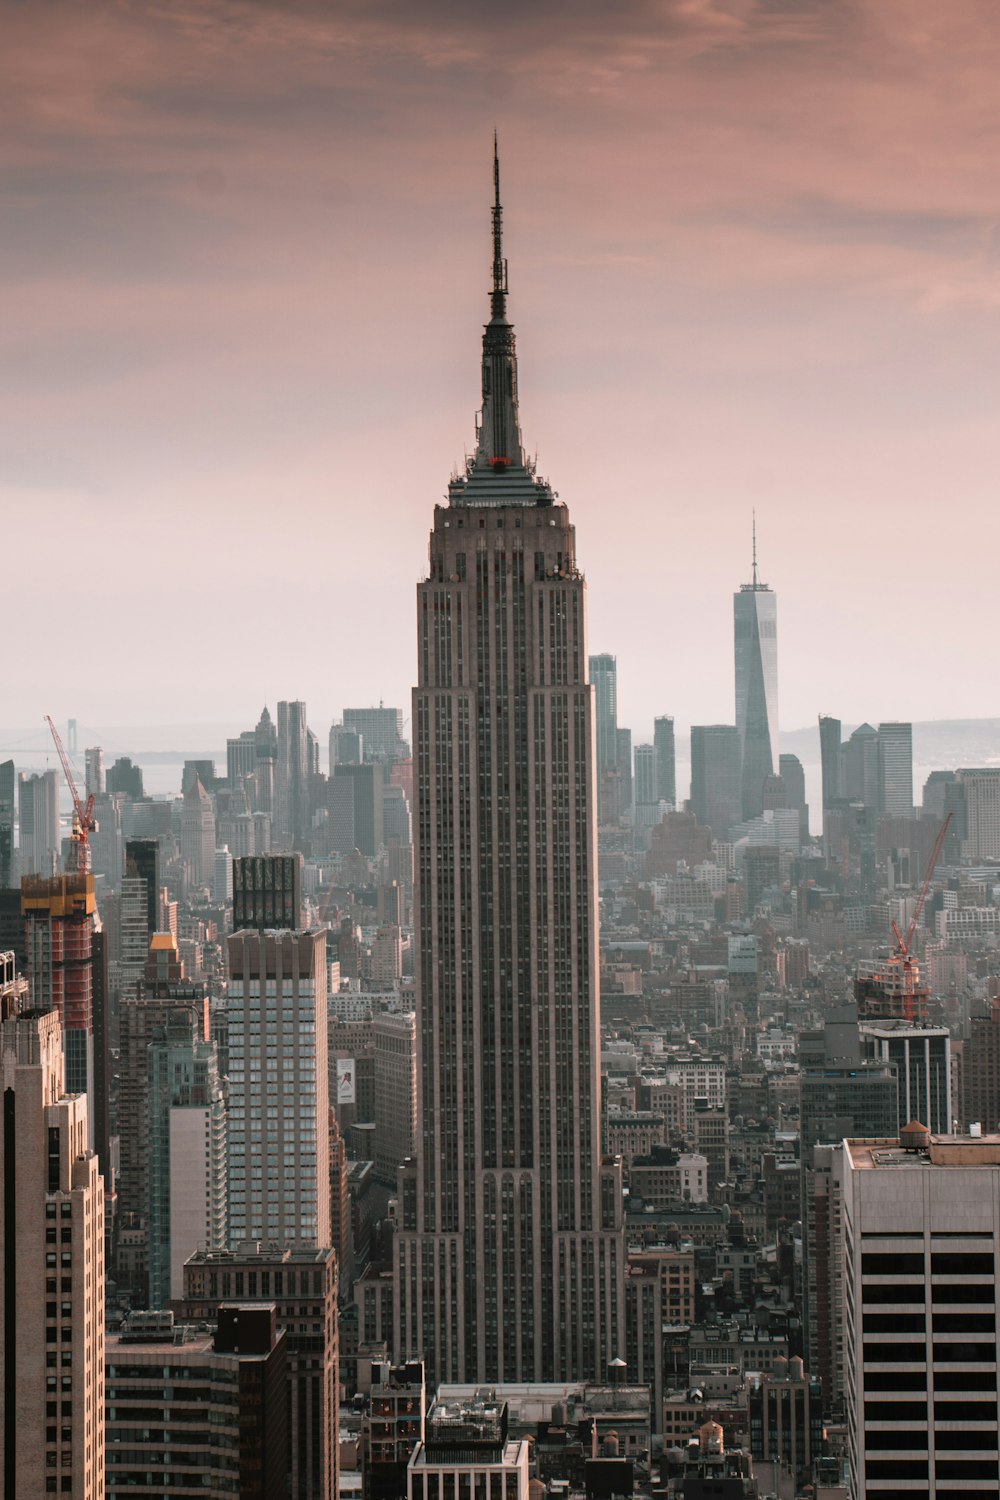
[890,811,953,1023]
[45,715,96,873]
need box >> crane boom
[45,715,96,872]
[896,811,953,958]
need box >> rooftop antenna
[491,131,508,320]
[752,509,758,589]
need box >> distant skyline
[3,1,999,733]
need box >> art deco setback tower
[395,148,624,1386]
[734,521,778,821]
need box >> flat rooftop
[847,1135,1000,1170]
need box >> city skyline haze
[3,0,999,734]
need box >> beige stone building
[0,1007,104,1499]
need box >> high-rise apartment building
[114,874,151,1003]
[146,1007,227,1307]
[124,839,160,938]
[277,701,310,850]
[616,725,633,816]
[226,928,330,1247]
[818,715,842,810]
[0,760,15,888]
[395,151,624,1385]
[653,716,676,810]
[116,940,211,1301]
[589,653,618,780]
[690,725,742,839]
[877,720,913,815]
[18,770,60,878]
[839,1131,1000,1499]
[0,1007,105,1500]
[734,529,778,821]
[21,871,96,1101]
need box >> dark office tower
[0,759,13,887]
[395,148,624,1386]
[876,720,913,815]
[343,706,407,763]
[817,715,841,810]
[963,998,1000,1132]
[779,753,809,842]
[653,716,676,809]
[277,700,310,849]
[690,725,742,839]
[842,721,878,808]
[232,853,303,931]
[106,756,144,799]
[124,838,160,938]
[734,522,778,820]
[21,871,96,1101]
[18,769,60,877]
[330,763,385,856]
[589,653,619,778]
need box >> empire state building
[394,149,624,1385]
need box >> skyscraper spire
[752,509,758,589]
[491,131,507,322]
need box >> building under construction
[854,952,931,1024]
[21,871,96,1099]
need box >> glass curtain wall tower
[395,147,624,1386]
[734,520,779,821]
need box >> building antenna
[491,131,507,319]
[752,509,758,589]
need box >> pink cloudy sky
[3,0,999,750]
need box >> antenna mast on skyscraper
[491,132,508,319]
[752,510,758,589]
